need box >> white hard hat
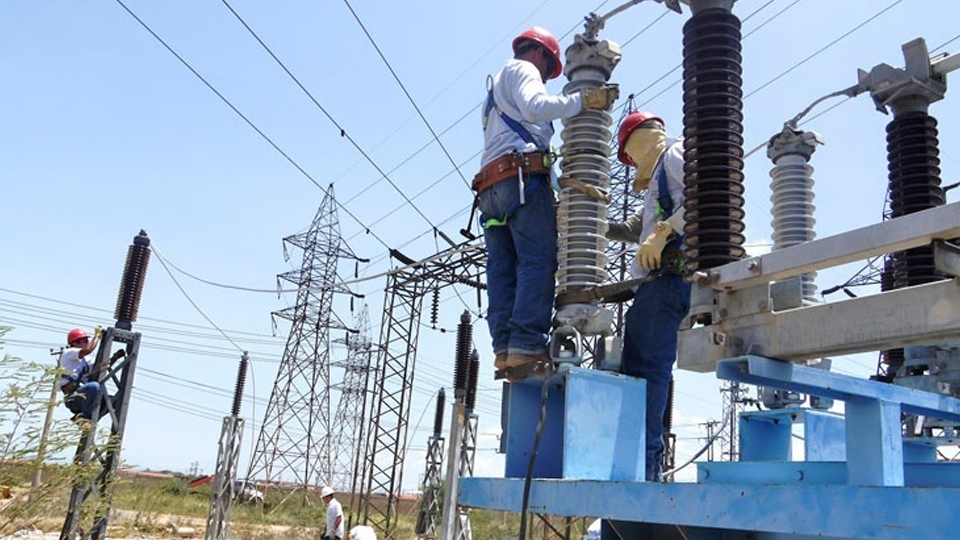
[350,525,377,540]
[321,486,335,498]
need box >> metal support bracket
[718,355,960,486]
[934,239,960,277]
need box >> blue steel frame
[459,357,960,539]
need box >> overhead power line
[340,0,471,192]
[216,0,456,248]
[151,241,246,353]
[149,236,484,296]
[0,286,283,341]
[353,0,803,262]
[744,0,905,99]
[112,0,392,251]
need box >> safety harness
[60,361,90,396]
[652,157,686,275]
[476,80,554,230]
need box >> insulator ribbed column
[432,388,446,438]
[555,35,620,308]
[114,230,151,329]
[887,111,944,288]
[767,127,822,303]
[681,5,746,272]
[231,353,249,417]
[465,351,480,412]
[453,311,472,398]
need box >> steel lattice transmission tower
[329,304,376,492]
[353,243,486,540]
[247,185,364,491]
[719,381,750,461]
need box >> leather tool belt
[472,151,548,194]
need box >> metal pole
[31,352,62,495]
[439,401,463,540]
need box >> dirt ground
[2,510,311,540]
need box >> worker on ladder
[58,327,106,421]
[473,26,619,379]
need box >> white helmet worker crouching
[349,525,377,540]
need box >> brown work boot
[505,352,549,364]
[504,353,551,382]
[494,351,509,370]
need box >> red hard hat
[617,111,665,166]
[513,27,563,80]
[67,328,89,345]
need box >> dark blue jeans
[479,175,557,356]
[64,381,105,420]
[622,273,690,481]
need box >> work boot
[503,353,551,382]
[506,353,550,367]
[505,352,550,366]
[493,351,509,370]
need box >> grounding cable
[518,371,559,540]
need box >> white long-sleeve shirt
[481,59,583,167]
[57,347,92,390]
[325,497,344,539]
[606,138,686,279]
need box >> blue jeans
[479,174,557,356]
[621,273,690,481]
[65,381,105,420]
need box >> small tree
[0,327,105,533]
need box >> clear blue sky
[1,0,958,488]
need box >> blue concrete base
[739,409,845,462]
[504,366,647,481]
[457,477,960,539]
[464,357,960,539]
[697,461,960,487]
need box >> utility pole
[32,347,64,495]
[205,352,249,540]
[61,230,151,540]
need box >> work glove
[637,221,672,270]
[581,84,620,111]
[94,325,103,338]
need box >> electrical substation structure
[246,185,366,493]
[351,242,486,540]
[457,1,960,539]
[60,231,150,540]
[330,305,376,494]
[204,352,249,540]
[414,389,446,540]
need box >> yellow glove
[637,222,672,270]
[581,84,620,111]
[94,325,103,338]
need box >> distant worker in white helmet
[606,111,691,482]
[348,525,377,540]
[320,486,343,540]
[474,26,619,380]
